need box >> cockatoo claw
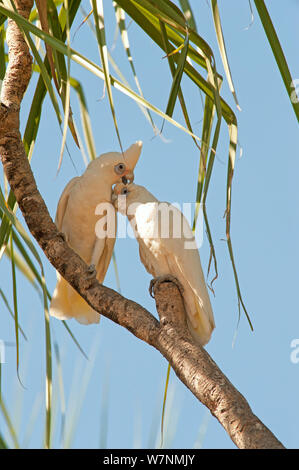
[149,275,184,299]
[86,264,97,279]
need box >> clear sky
[1,0,299,449]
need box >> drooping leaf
[91,0,123,151]
[163,28,189,120]
[113,3,156,131]
[211,0,241,110]
[178,0,197,31]
[254,0,299,123]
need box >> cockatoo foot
[86,264,97,279]
[149,275,184,299]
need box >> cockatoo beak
[121,171,134,185]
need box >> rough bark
[0,0,285,449]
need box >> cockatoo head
[85,141,143,186]
[112,183,151,215]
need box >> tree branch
[0,0,284,449]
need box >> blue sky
[1,0,299,449]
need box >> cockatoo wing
[165,252,214,345]
[70,211,116,323]
[55,177,80,233]
[91,210,117,283]
[138,240,158,278]
[50,225,116,325]
[159,204,214,344]
[135,201,214,345]
[50,175,105,325]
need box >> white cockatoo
[49,141,143,325]
[112,183,215,345]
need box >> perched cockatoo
[49,141,143,325]
[112,183,215,345]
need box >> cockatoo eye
[114,163,126,175]
[121,187,128,195]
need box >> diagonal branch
[0,0,284,449]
